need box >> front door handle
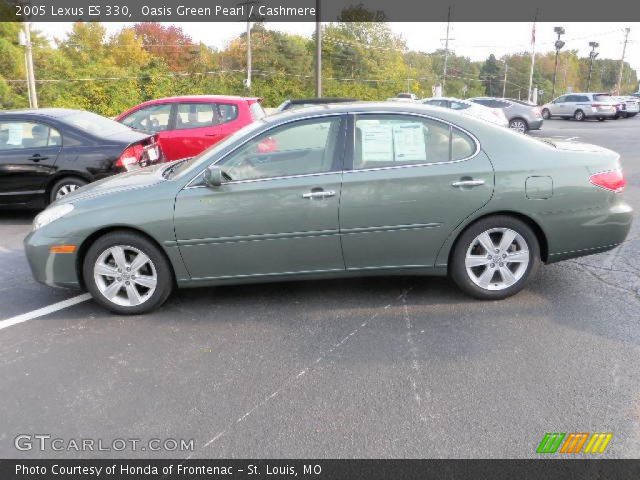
[302,190,336,199]
[29,154,48,162]
[451,179,485,188]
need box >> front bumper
[24,229,82,289]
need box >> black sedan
[0,108,163,209]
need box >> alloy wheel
[93,245,157,307]
[55,183,80,199]
[509,120,527,133]
[465,228,530,291]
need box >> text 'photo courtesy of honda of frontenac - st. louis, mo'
[24,102,632,315]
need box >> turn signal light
[50,245,77,254]
[589,170,626,193]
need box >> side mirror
[203,165,223,188]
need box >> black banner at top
[2,0,640,22]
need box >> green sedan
[25,103,632,314]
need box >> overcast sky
[35,22,640,76]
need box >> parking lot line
[0,293,91,331]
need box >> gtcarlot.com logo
[536,432,612,454]
[15,434,194,452]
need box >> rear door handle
[29,154,48,162]
[451,179,485,188]
[302,190,336,199]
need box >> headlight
[32,204,74,231]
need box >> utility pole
[551,26,565,98]
[442,6,452,95]
[502,63,508,98]
[246,19,252,91]
[527,10,538,102]
[21,22,38,109]
[315,0,322,97]
[587,41,599,91]
[616,27,631,95]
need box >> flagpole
[527,10,538,102]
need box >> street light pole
[315,0,322,97]
[616,27,631,95]
[551,27,565,98]
[21,22,38,109]
[587,41,599,91]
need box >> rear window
[594,94,613,102]
[249,102,266,121]
[62,111,132,136]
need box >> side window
[491,100,510,109]
[578,96,590,102]
[176,103,239,130]
[354,115,474,170]
[0,122,61,150]
[472,99,491,107]
[218,117,342,182]
[121,104,172,132]
[565,95,577,102]
[554,96,566,103]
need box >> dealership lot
[1,116,639,458]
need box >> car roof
[133,95,260,106]
[0,108,82,118]
[286,97,357,105]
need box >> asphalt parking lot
[1,116,639,459]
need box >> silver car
[468,97,543,133]
[541,93,617,121]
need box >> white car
[615,96,639,118]
[422,97,509,127]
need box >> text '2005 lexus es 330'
[25,103,632,314]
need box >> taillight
[116,143,144,169]
[589,170,625,193]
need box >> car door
[0,120,62,206]
[340,113,494,270]
[173,115,347,280]
[168,102,241,160]
[119,102,175,158]
[549,95,565,116]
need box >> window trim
[184,113,347,189]
[344,112,480,173]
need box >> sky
[34,22,640,77]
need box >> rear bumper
[528,118,544,130]
[546,200,633,263]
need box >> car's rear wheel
[541,108,551,119]
[83,231,173,314]
[508,118,529,133]
[449,216,541,300]
[574,110,586,121]
[50,177,87,203]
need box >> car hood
[54,164,166,205]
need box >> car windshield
[164,120,267,180]
[62,111,133,136]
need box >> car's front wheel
[449,216,541,300]
[541,108,551,119]
[83,231,173,314]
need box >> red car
[115,95,266,161]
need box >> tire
[541,109,551,120]
[83,231,174,315]
[598,117,606,122]
[508,118,529,133]
[449,215,541,301]
[50,177,87,204]
[574,110,586,121]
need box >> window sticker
[392,122,426,162]
[7,124,24,146]
[360,123,394,162]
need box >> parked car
[467,97,543,133]
[25,102,632,314]
[115,95,266,161]
[422,97,508,127]
[541,93,618,121]
[0,108,163,209]
[613,96,639,118]
[395,93,419,100]
[276,98,357,112]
